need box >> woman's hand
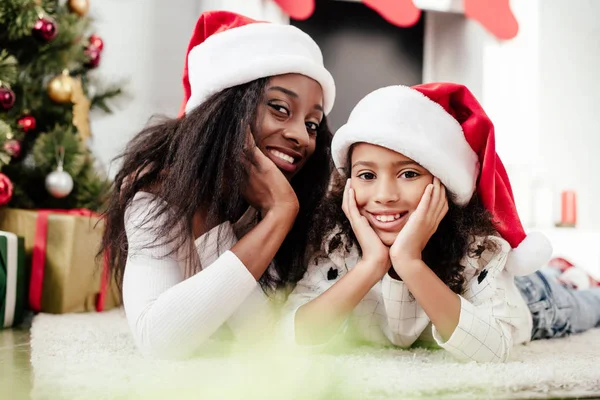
[390,177,448,273]
[342,180,390,278]
[241,128,299,219]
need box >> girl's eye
[358,172,375,180]
[269,103,289,116]
[306,121,319,134]
[400,171,419,179]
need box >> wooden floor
[1,315,33,400]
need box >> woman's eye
[269,103,289,116]
[306,121,319,133]
[400,171,419,179]
[358,172,375,180]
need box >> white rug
[30,309,600,400]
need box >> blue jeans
[515,270,600,340]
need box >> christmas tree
[0,0,121,212]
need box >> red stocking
[362,0,421,27]
[463,0,519,40]
[272,0,315,20]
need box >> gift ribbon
[2,231,18,328]
[30,209,109,313]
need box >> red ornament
[32,17,58,42]
[0,87,16,110]
[4,140,21,158]
[84,44,101,68]
[0,173,13,206]
[17,115,37,133]
[89,34,104,51]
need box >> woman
[101,10,336,359]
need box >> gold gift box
[0,208,120,314]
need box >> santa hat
[178,10,335,117]
[331,82,552,276]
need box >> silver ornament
[45,166,74,198]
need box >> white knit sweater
[283,234,533,363]
[122,192,274,359]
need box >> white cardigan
[122,192,274,359]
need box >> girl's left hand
[389,177,448,271]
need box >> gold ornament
[47,70,74,104]
[68,0,90,16]
[71,77,91,141]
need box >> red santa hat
[178,10,335,117]
[331,82,552,276]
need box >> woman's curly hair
[308,147,499,294]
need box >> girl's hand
[390,177,448,272]
[342,180,390,277]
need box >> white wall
[538,0,600,230]
[423,12,486,100]
[423,0,600,230]
[88,0,199,176]
[88,0,286,177]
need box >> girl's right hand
[242,128,299,219]
[342,180,390,277]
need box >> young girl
[101,11,336,359]
[283,83,600,363]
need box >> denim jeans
[515,270,600,340]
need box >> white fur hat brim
[185,23,335,115]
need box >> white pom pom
[505,231,553,276]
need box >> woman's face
[254,74,324,180]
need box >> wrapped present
[0,231,27,328]
[0,208,120,314]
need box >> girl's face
[254,74,324,180]
[350,143,434,246]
